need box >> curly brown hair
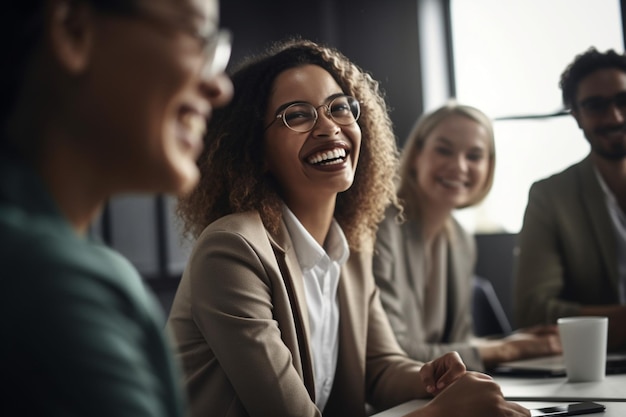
[178,38,399,251]
[560,47,626,110]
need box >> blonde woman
[373,102,561,372]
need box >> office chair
[472,276,513,337]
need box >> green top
[0,152,186,416]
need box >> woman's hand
[405,373,530,417]
[504,325,562,358]
[477,325,562,368]
[419,351,467,396]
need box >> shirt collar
[281,205,349,271]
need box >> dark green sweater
[0,153,186,416]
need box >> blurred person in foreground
[0,0,232,415]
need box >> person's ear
[47,0,95,74]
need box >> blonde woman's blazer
[373,207,483,371]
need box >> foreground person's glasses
[266,95,361,133]
[200,29,232,78]
[94,2,232,79]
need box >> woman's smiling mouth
[177,110,207,156]
[438,177,469,189]
[306,147,348,166]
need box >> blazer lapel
[579,157,620,292]
[404,218,426,310]
[269,222,316,401]
[444,229,465,341]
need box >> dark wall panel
[336,1,423,145]
[221,0,424,144]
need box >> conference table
[495,372,626,402]
[371,373,626,417]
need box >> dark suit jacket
[514,155,619,327]
[167,211,425,417]
[373,207,483,371]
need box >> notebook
[491,352,626,377]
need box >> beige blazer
[514,155,619,327]
[166,211,424,417]
[373,207,483,371]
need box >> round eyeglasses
[266,95,360,133]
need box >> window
[449,0,623,233]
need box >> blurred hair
[177,38,399,251]
[0,0,139,140]
[560,47,626,110]
[397,100,495,219]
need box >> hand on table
[501,325,562,359]
[477,324,562,367]
[419,351,466,396]
[406,372,530,417]
[517,324,559,337]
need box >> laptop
[491,352,626,377]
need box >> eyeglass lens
[281,96,360,132]
[579,92,626,114]
[201,30,232,79]
[98,2,232,80]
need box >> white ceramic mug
[557,316,608,382]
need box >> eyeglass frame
[199,29,232,78]
[265,94,361,133]
[93,1,232,79]
[576,91,626,116]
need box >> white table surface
[370,373,626,417]
[371,400,623,417]
[495,373,626,402]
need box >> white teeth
[307,148,347,165]
[440,178,465,188]
[180,113,206,139]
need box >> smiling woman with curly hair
[177,38,398,251]
[167,38,529,417]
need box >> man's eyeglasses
[266,95,360,133]
[198,29,232,78]
[578,92,626,116]
[94,1,231,79]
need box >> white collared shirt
[282,206,349,411]
[594,167,626,303]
